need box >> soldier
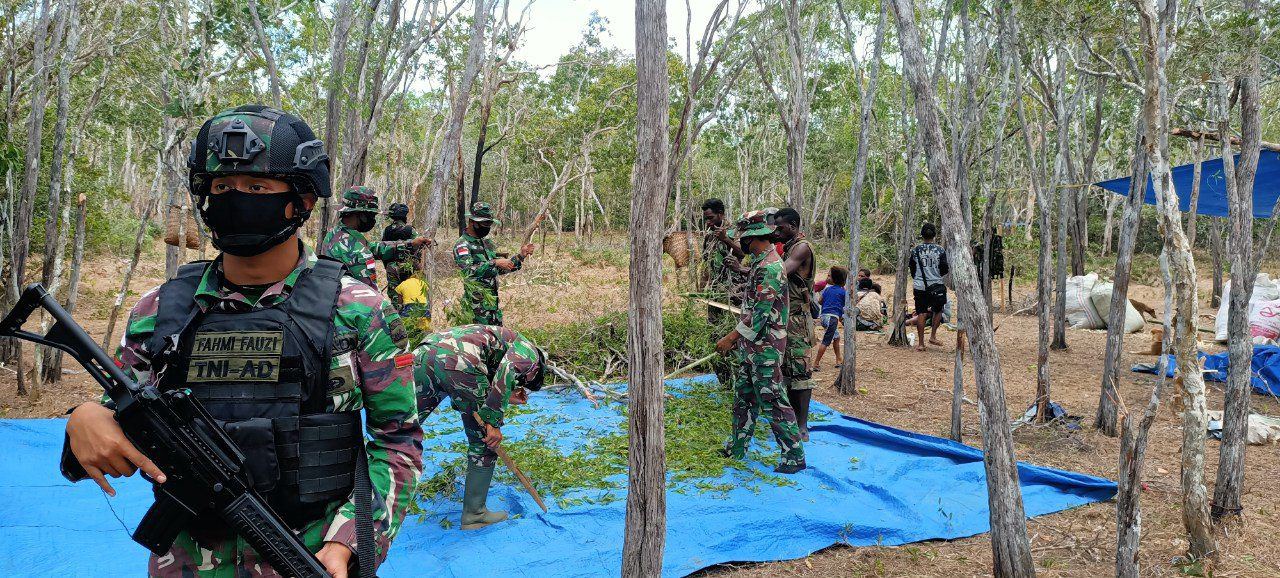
[381,202,420,308]
[454,201,534,326]
[412,324,547,529]
[714,210,806,474]
[62,105,424,577]
[319,186,432,288]
[700,198,746,323]
[773,207,816,441]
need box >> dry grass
[4,235,1280,577]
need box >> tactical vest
[147,257,361,529]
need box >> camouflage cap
[732,208,779,239]
[338,186,380,215]
[466,201,501,225]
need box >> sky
[514,0,744,68]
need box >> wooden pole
[472,412,548,513]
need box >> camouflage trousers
[415,371,497,468]
[462,286,504,326]
[147,504,341,577]
[725,349,805,468]
[783,300,815,391]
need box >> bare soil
[3,236,1278,577]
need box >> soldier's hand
[494,258,516,272]
[66,402,166,496]
[411,235,434,248]
[482,423,504,449]
[715,332,738,355]
[519,243,535,258]
[510,388,529,405]
[317,541,353,578]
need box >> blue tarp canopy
[1133,345,1280,398]
[1094,150,1280,218]
[0,375,1117,577]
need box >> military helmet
[187,104,331,199]
[466,201,501,225]
[732,208,779,240]
[387,202,410,220]
[338,186,380,215]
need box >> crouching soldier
[412,324,547,529]
[63,105,424,576]
[714,210,806,474]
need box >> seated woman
[854,278,887,331]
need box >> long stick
[473,412,549,513]
[663,353,717,380]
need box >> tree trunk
[1012,47,1054,420]
[4,0,55,369]
[422,0,487,231]
[888,89,919,348]
[836,0,885,395]
[1132,0,1215,559]
[247,0,283,108]
[951,329,965,442]
[102,197,158,353]
[1208,219,1225,308]
[622,0,669,574]
[893,1,1035,574]
[317,0,355,243]
[1096,123,1148,437]
[1185,134,1202,248]
[1102,193,1119,255]
[1213,0,1260,521]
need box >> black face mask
[473,223,492,238]
[199,189,304,257]
[354,213,377,233]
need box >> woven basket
[164,207,201,249]
[663,231,696,268]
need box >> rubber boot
[461,463,508,530]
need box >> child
[812,266,848,371]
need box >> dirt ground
[3,235,1279,577]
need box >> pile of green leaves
[413,305,798,515]
[524,302,731,382]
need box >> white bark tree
[894,0,1035,574]
[622,0,669,574]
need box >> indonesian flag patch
[395,353,415,368]
[456,245,470,256]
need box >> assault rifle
[0,284,330,578]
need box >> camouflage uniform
[724,212,805,469]
[454,202,522,326]
[319,187,415,288]
[113,249,424,577]
[411,324,544,466]
[382,222,420,308]
[782,234,816,392]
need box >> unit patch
[187,330,285,383]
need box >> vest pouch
[221,417,281,493]
[291,412,362,505]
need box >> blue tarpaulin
[0,375,1116,577]
[1095,150,1280,218]
[1132,345,1280,397]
